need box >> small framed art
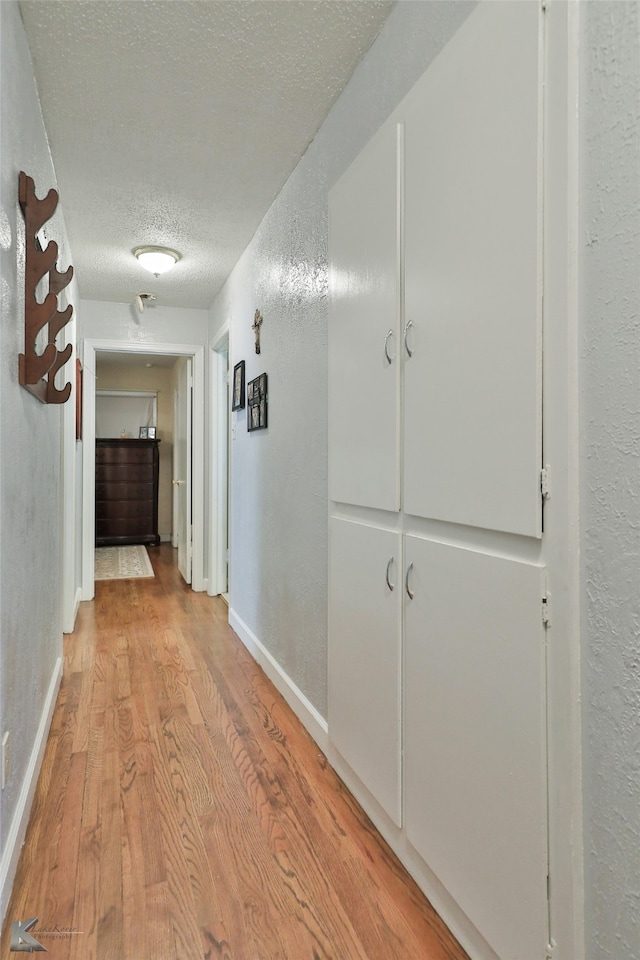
[247,372,268,432]
[232,360,245,411]
[139,426,148,439]
[147,426,157,439]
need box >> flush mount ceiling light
[133,245,181,276]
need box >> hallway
[1,547,466,960]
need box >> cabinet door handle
[385,557,395,591]
[403,320,414,358]
[405,562,414,599]
[384,330,395,365]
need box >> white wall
[81,299,209,348]
[580,3,640,958]
[0,0,77,917]
[209,0,477,718]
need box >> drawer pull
[385,557,395,592]
[384,330,395,365]
[403,320,414,358]
[405,562,414,600]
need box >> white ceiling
[19,0,393,309]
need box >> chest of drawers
[95,439,160,546]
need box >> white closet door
[328,121,401,512]
[328,518,402,825]
[404,536,548,960]
[403,0,542,536]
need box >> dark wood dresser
[95,439,160,547]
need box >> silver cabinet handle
[385,557,395,591]
[403,319,414,358]
[405,562,414,599]
[384,330,394,365]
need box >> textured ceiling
[19,0,393,308]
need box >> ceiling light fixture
[133,245,181,276]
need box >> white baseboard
[0,657,63,925]
[325,744,495,960]
[74,586,82,624]
[63,586,83,634]
[228,609,328,752]
[227,609,490,960]
[62,586,83,635]
[159,533,172,543]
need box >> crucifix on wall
[252,309,263,355]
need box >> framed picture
[75,358,83,441]
[147,426,157,439]
[232,360,245,410]
[247,372,268,432]
[139,426,148,439]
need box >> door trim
[208,322,230,597]
[81,338,206,598]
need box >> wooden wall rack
[18,171,73,404]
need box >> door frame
[174,356,193,584]
[81,338,206,599]
[208,322,230,597]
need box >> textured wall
[0,0,75,870]
[580,3,640,957]
[95,362,176,539]
[209,0,476,717]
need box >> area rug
[94,545,155,581]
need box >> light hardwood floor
[2,546,468,960]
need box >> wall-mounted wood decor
[18,171,74,404]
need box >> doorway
[81,338,206,599]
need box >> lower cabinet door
[328,517,402,826]
[404,536,548,960]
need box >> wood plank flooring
[1,546,468,960]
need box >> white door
[404,536,548,960]
[328,518,402,825]
[403,0,543,537]
[328,120,401,512]
[174,357,192,584]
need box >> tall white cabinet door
[403,1,543,537]
[328,121,401,512]
[404,537,548,960]
[328,518,402,825]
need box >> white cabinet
[328,518,402,825]
[404,538,548,960]
[328,121,401,512]
[328,3,548,958]
[403,0,542,536]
